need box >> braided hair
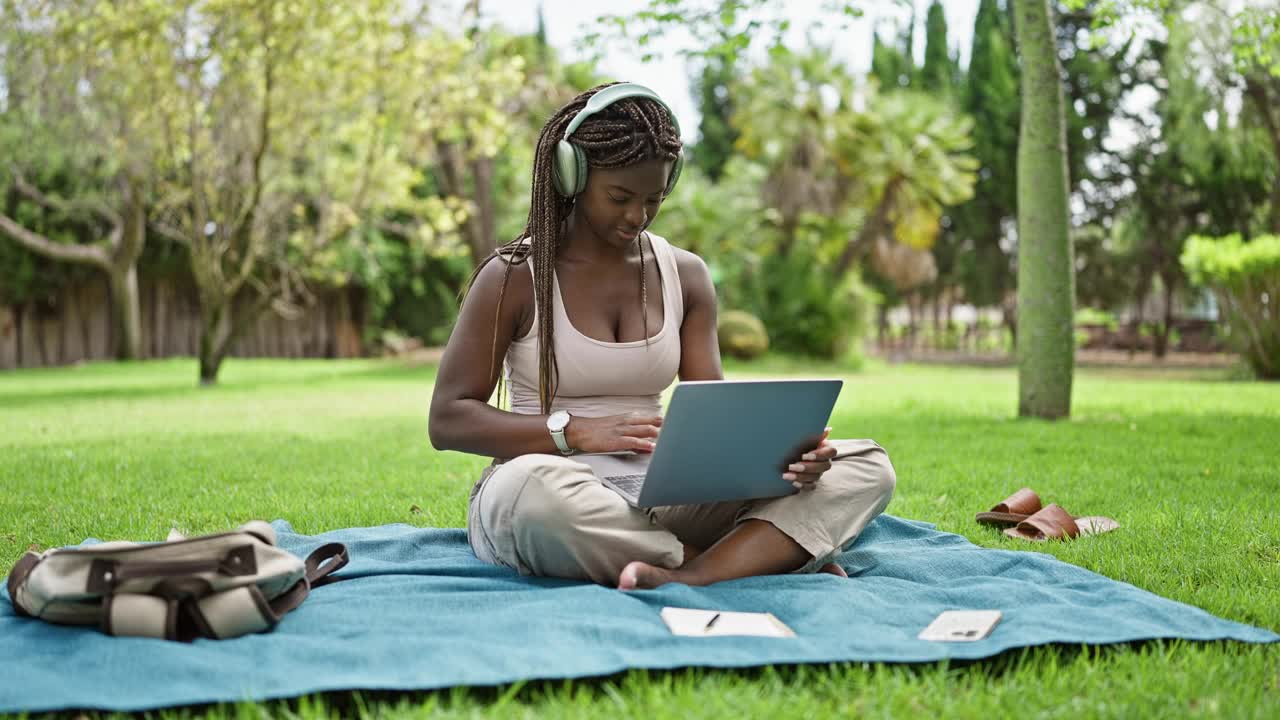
[464,82,684,414]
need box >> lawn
[1,357,1277,718]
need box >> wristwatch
[547,410,575,455]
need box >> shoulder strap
[644,233,684,321]
[303,542,349,589]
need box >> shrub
[660,160,873,363]
[717,310,769,360]
[1074,307,1119,332]
[746,248,874,360]
[1181,233,1280,379]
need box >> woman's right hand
[565,412,663,454]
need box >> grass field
[1,357,1277,718]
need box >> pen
[704,612,721,631]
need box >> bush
[717,309,769,360]
[658,159,873,363]
[1074,307,1119,332]
[743,248,874,360]
[1181,233,1280,379]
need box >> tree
[141,1,363,384]
[950,1,1137,342]
[732,47,853,260]
[729,46,975,278]
[1013,0,1075,419]
[427,14,529,268]
[1212,4,1275,233]
[829,90,978,278]
[139,1,508,384]
[955,0,1020,322]
[0,0,165,361]
[1113,6,1274,357]
[920,1,960,94]
[1093,0,1280,232]
[917,0,965,334]
[0,168,146,362]
[692,54,741,181]
[871,21,912,91]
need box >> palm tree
[731,48,977,280]
[732,46,853,258]
[832,89,978,277]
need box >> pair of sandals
[976,488,1120,541]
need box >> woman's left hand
[783,427,838,491]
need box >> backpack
[5,520,348,641]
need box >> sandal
[975,487,1042,526]
[1002,503,1120,542]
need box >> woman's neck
[560,212,638,264]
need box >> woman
[428,82,896,590]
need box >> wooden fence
[0,277,365,370]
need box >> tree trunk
[1243,74,1280,234]
[907,293,920,351]
[1128,272,1149,357]
[197,288,276,386]
[469,155,497,265]
[0,176,147,360]
[877,304,889,349]
[198,304,226,386]
[105,184,147,361]
[199,350,224,386]
[834,176,903,278]
[777,214,800,259]
[108,266,143,361]
[1154,275,1176,359]
[1013,0,1074,419]
[1001,297,1017,350]
[943,291,954,342]
[931,297,943,346]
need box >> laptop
[574,379,842,508]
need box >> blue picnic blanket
[2,515,1275,713]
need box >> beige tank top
[504,232,683,418]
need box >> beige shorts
[466,439,897,585]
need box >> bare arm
[427,257,562,458]
[675,248,724,382]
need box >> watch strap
[550,428,574,455]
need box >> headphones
[552,82,685,199]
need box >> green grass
[2,357,1278,719]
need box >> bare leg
[619,519,816,589]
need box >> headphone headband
[562,82,682,140]
[552,82,684,198]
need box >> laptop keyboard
[605,473,646,497]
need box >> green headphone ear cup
[553,139,578,197]
[573,144,589,196]
[665,150,685,197]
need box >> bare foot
[618,561,694,590]
[681,543,702,565]
[819,562,848,578]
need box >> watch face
[548,410,571,432]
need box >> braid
[462,82,683,415]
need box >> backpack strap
[303,543,349,588]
